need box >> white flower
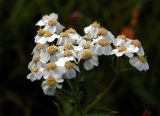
[36,13,64,34]
[129,56,149,71]
[126,39,144,56]
[46,44,61,62]
[35,30,60,44]
[43,62,64,79]
[27,58,44,81]
[41,75,63,96]
[78,49,99,70]
[93,36,112,55]
[32,45,50,63]
[97,27,116,44]
[114,34,129,46]
[84,21,100,38]
[112,45,134,58]
[57,28,81,45]
[57,47,78,63]
[56,57,79,79]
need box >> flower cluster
[27,13,149,96]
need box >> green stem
[66,79,74,91]
[84,75,118,113]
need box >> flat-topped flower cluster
[27,13,149,96]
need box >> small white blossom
[27,57,44,81]
[41,75,63,96]
[84,21,100,38]
[93,36,112,55]
[35,30,60,44]
[114,34,129,46]
[78,49,99,70]
[97,27,116,44]
[129,56,149,71]
[36,13,64,33]
[57,28,81,45]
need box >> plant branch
[84,75,118,113]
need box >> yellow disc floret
[64,42,73,50]
[44,31,53,37]
[82,49,92,60]
[35,44,45,51]
[48,18,57,26]
[65,61,73,69]
[64,50,72,57]
[47,76,56,86]
[98,28,108,36]
[131,40,141,47]
[37,28,46,36]
[45,62,57,70]
[138,56,147,63]
[98,38,109,46]
[118,46,127,52]
[48,45,58,54]
[91,21,100,28]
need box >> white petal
[102,45,112,55]
[41,81,56,96]
[65,69,76,79]
[27,72,42,82]
[49,13,58,20]
[40,51,50,63]
[125,52,133,58]
[56,83,62,89]
[35,37,47,44]
[36,20,45,26]
[90,58,98,66]
[51,69,63,79]
[127,45,139,53]
[73,64,80,72]
[56,22,65,34]
[107,31,116,43]
[84,60,94,70]
[44,25,56,33]
[84,26,91,34]
[137,47,145,56]
[143,62,149,71]
[94,45,103,55]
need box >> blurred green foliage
[0,0,160,115]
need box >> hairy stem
[84,75,118,113]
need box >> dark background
[0,0,160,115]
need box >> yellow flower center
[44,31,53,37]
[48,45,58,54]
[138,56,147,63]
[45,62,57,70]
[35,44,45,51]
[98,38,109,46]
[60,32,68,37]
[131,40,141,47]
[118,46,127,52]
[64,50,72,57]
[32,66,39,72]
[37,28,46,36]
[82,42,91,49]
[64,42,73,50]
[98,28,108,36]
[32,55,40,62]
[82,35,91,41]
[118,34,127,40]
[47,76,56,86]
[65,61,73,69]
[91,21,100,28]
[82,49,92,60]
[66,28,76,33]
[48,18,57,26]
